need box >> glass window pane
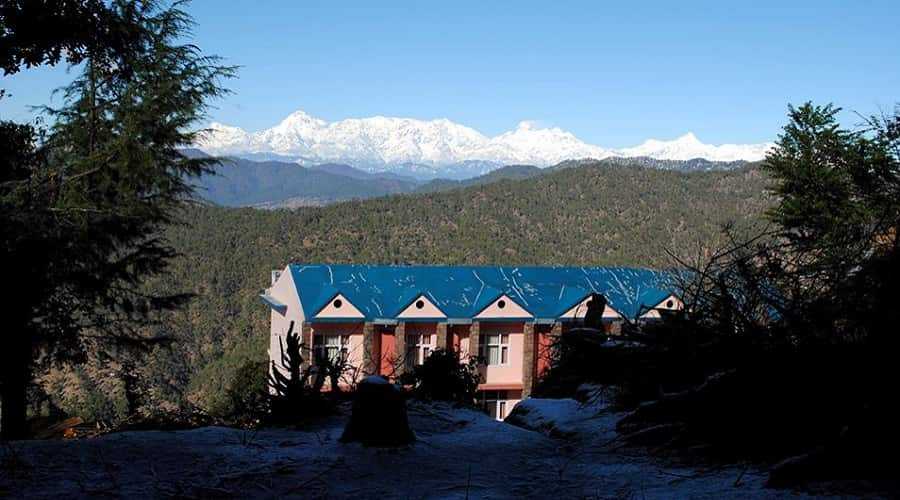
[488,345,499,365]
[499,401,507,419]
[501,334,508,345]
[501,346,508,364]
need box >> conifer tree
[0,0,232,440]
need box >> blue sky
[2,0,898,147]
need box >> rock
[33,417,84,440]
[339,376,415,446]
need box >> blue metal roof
[287,264,679,322]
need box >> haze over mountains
[196,109,774,178]
[191,152,761,208]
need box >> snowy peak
[195,109,773,173]
[618,132,772,162]
[490,121,610,165]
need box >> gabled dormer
[559,294,623,320]
[475,294,532,320]
[397,293,446,320]
[639,294,683,319]
[315,293,365,319]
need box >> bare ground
[1,401,831,499]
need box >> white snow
[194,109,774,174]
[617,132,774,162]
[2,399,829,499]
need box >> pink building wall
[308,322,366,388]
[268,268,305,380]
[478,322,525,387]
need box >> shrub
[402,349,480,406]
[267,321,337,423]
[222,360,269,427]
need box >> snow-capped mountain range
[196,110,773,178]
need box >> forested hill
[189,156,420,207]
[44,161,773,421]
[186,152,757,208]
[414,164,544,193]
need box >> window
[313,334,349,365]
[405,333,434,370]
[481,391,509,420]
[479,333,509,365]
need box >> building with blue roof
[262,263,682,420]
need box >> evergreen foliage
[543,103,900,486]
[402,349,481,405]
[1,0,232,439]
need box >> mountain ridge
[188,153,759,208]
[195,109,774,177]
[187,154,420,207]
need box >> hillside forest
[35,161,772,422]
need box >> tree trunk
[1,328,31,441]
[0,355,29,441]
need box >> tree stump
[340,376,415,446]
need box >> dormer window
[639,294,683,320]
[397,294,446,319]
[559,295,622,321]
[315,293,364,319]
[474,294,532,319]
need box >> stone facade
[300,322,314,371]
[468,321,481,359]
[362,322,378,376]
[435,322,449,351]
[394,322,407,375]
[522,322,536,397]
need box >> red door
[380,332,396,378]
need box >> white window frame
[313,333,349,365]
[481,390,509,421]
[405,332,435,369]
[479,333,509,366]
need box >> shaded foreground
[2,401,831,499]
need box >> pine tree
[0,1,233,440]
